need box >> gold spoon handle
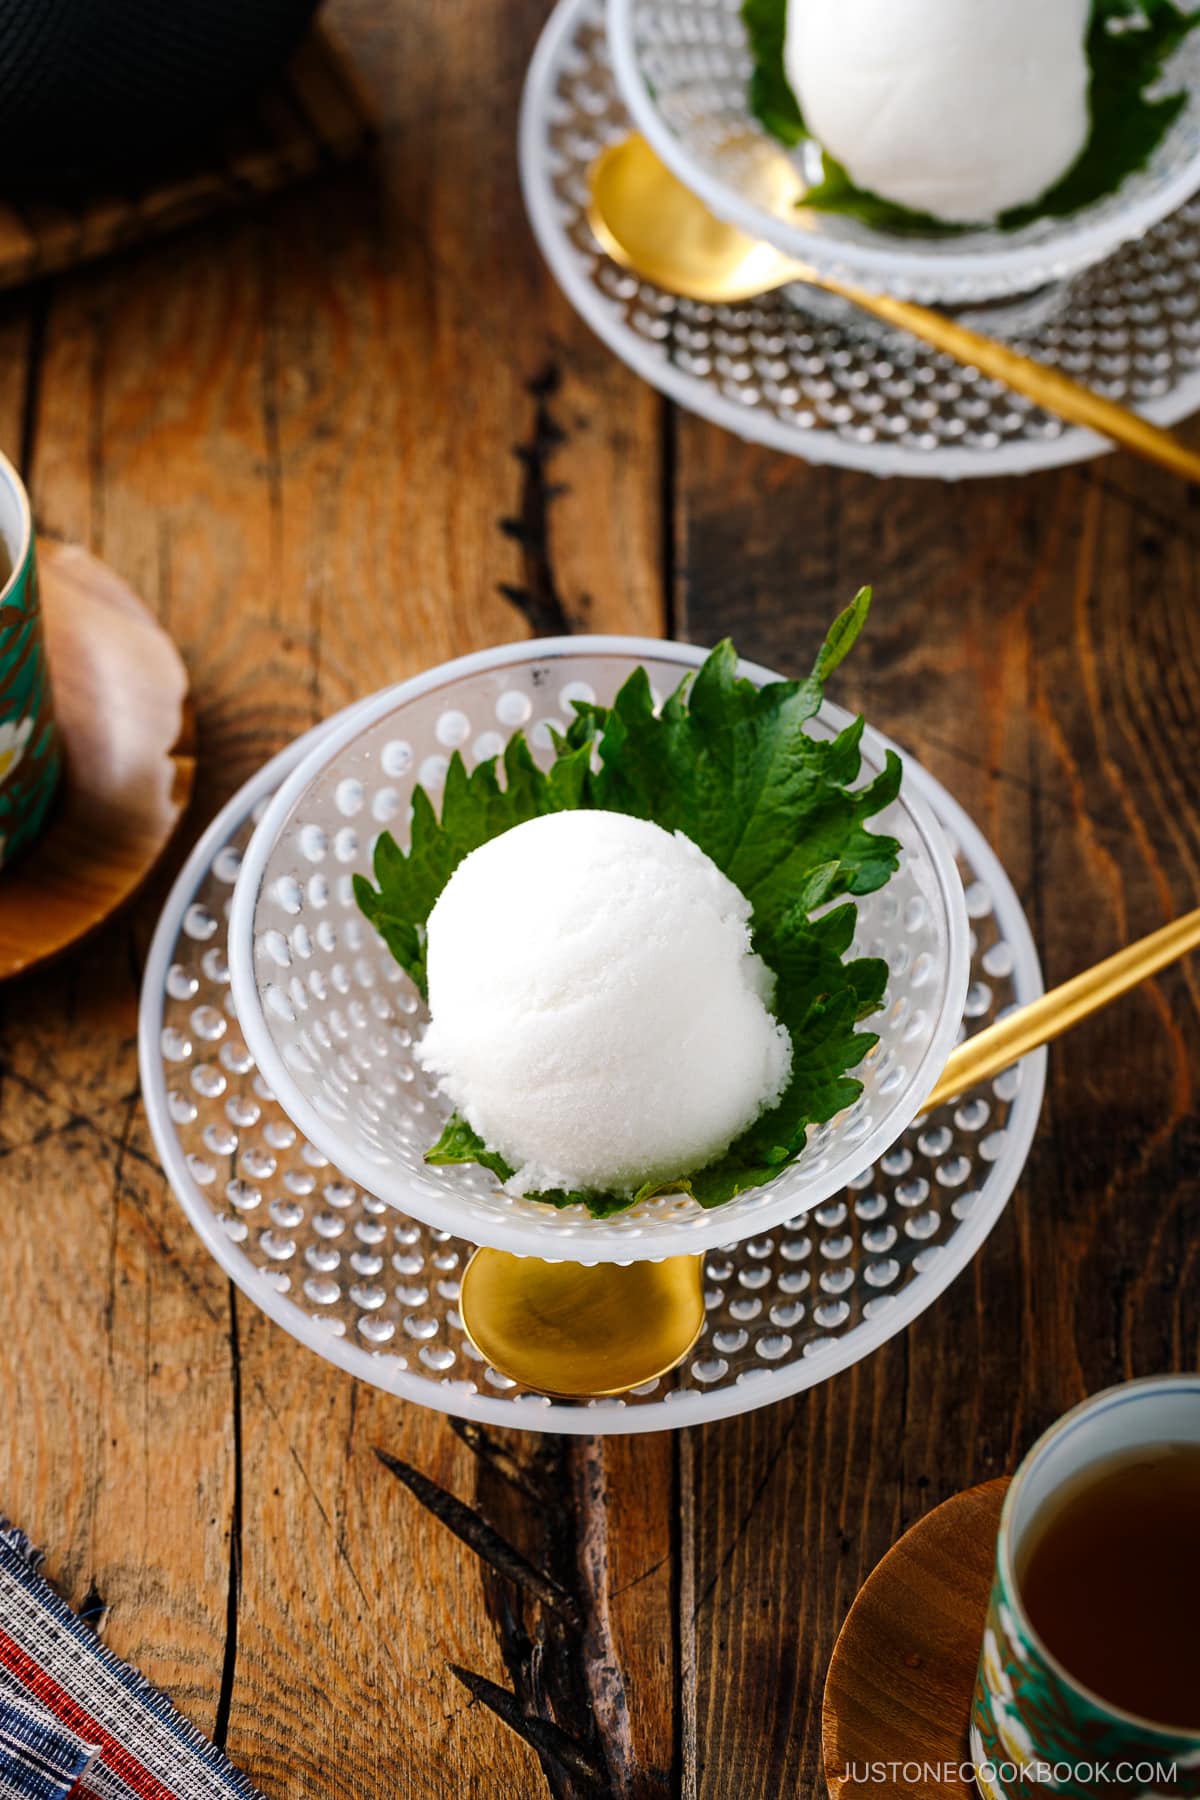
[923,905,1200,1112]
[807,271,1200,484]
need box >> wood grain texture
[822,1479,1008,1800]
[1,1,663,1795]
[0,0,1198,1793]
[0,542,195,977]
[674,429,1200,1797]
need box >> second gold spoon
[587,134,1200,486]
[460,905,1200,1398]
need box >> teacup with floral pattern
[0,450,61,867]
[972,1376,1200,1800]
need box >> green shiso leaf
[742,0,1200,235]
[564,589,901,929]
[742,0,806,146]
[798,157,963,237]
[358,589,899,1217]
[1001,0,1200,227]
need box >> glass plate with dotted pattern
[141,669,1045,1432]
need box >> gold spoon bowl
[460,1249,707,1399]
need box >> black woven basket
[4,0,321,181]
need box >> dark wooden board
[672,439,1200,1797]
[0,26,374,294]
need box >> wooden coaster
[0,543,196,979]
[823,1479,1010,1800]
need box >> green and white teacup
[0,450,61,867]
[972,1375,1200,1799]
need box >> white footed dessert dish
[141,644,1044,1429]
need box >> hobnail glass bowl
[228,637,970,1263]
[606,0,1200,304]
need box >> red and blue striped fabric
[0,1685,96,1799]
[0,1523,264,1800]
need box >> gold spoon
[459,905,1200,1398]
[922,904,1200,1113]
[587,134,1200,486]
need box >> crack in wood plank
[18,281,48,478]
[78,1578,109,1632]
[1075,460,1200,554]
[672,1430,695,1800]
[212,1285,243,1751]
[608,1554,670,1600]
[691,1410,801,1623]
[448,1418,555,1507]
[498,364,576,637]
[375,1447,583,1630]
[448,1663,608,1790]
[384,1426,667,1799]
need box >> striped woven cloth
[0,1522,264,1800]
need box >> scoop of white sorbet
[416,810,792,1197]
[784,0,1091,224]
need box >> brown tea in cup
[1017,1441,1200,1731]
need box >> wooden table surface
[2,3,1198,1796]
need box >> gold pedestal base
[459,1248,706,1398]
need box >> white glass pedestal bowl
[607,0,1200,305]
[227,638,969,1267]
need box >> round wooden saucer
[0,542,195,979]
[823,1479,1010,1800]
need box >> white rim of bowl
[0,449,32,607]
[519,0,1200,481]
[141,701,1044,1432]
[228,635,971,1262]
[606,0,1200,298]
